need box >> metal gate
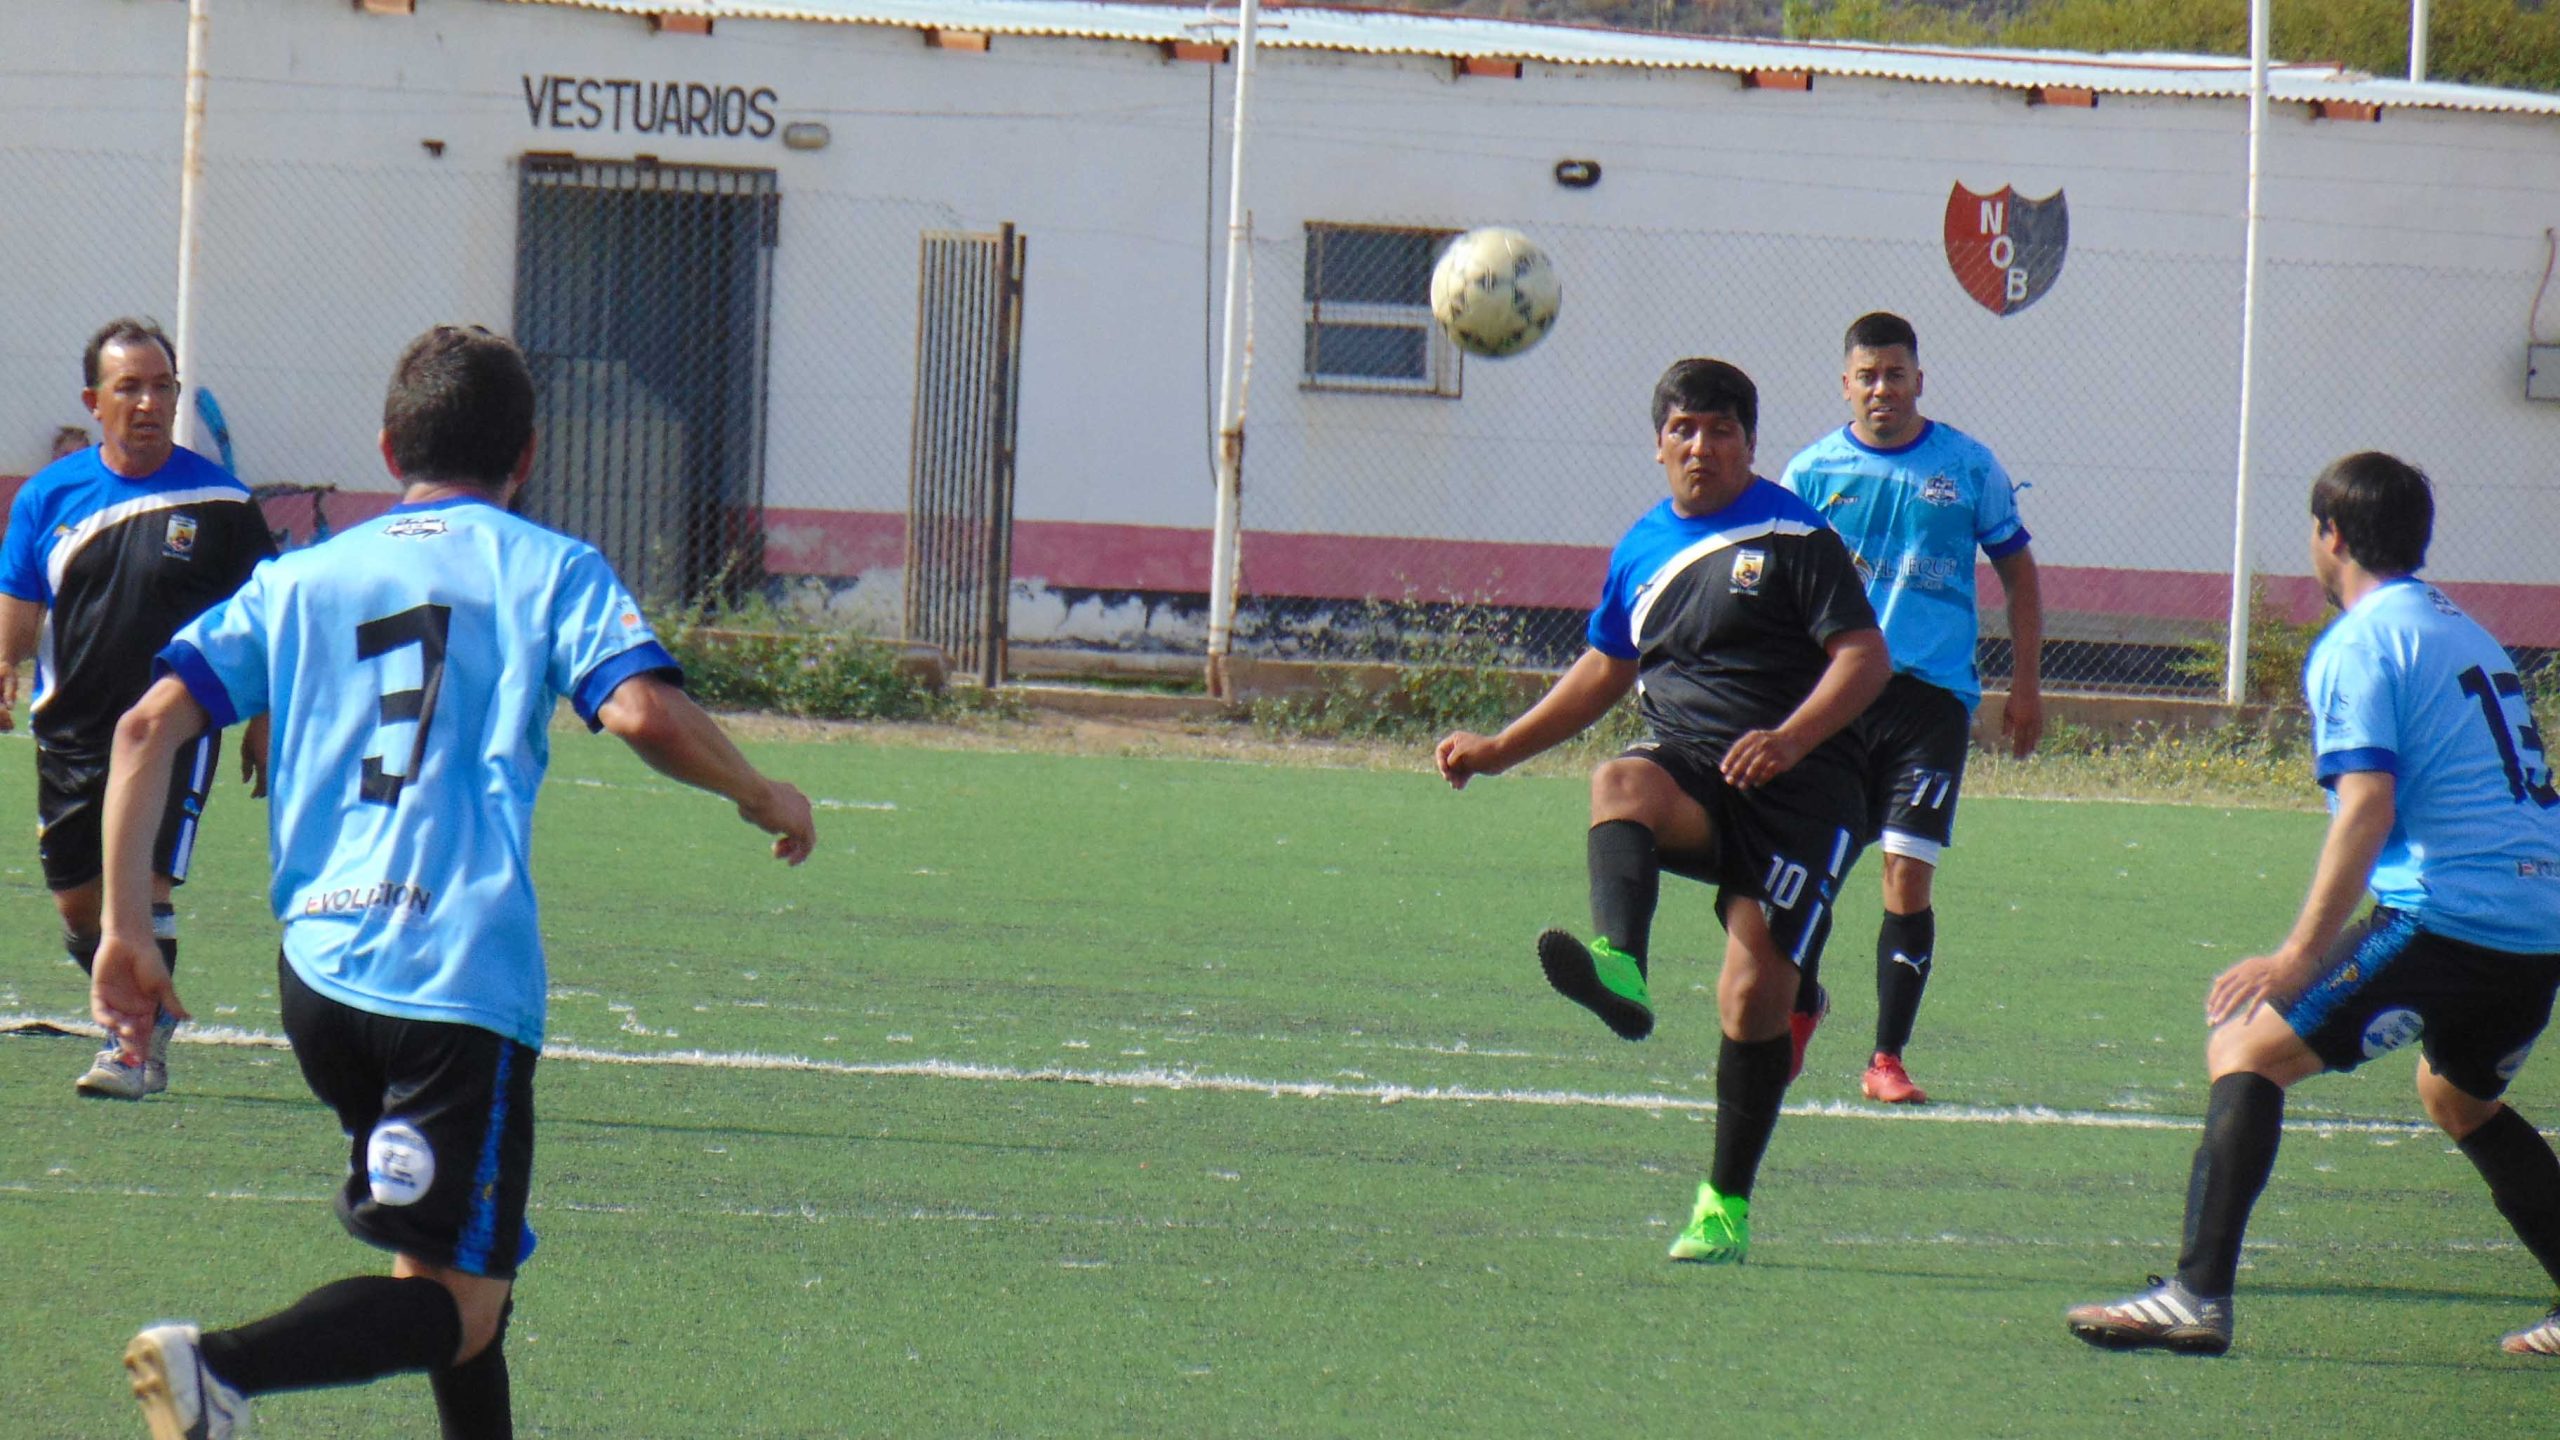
[513,155,778,603]
[905,225,1025,687]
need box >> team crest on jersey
[1918,475,1961,507]
[1729,549,1767,594]
[162,513,198,559]
[384,516,450,539]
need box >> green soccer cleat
[1536,930,1654,1040]
[1668,1182,1749,1264]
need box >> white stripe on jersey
[1624,517,1825,650]
[41,483,254,600]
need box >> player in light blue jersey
[87,326,817,1439]
[1778,312,2045,1104]
[2070,452,2560,1359]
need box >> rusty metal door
[905,225,1024,687]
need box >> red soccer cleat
[1861,1052,1929,1104]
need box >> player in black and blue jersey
[1779,312,2044,1104]
[2068,453,2560,1358]
[88,325,817,1438]
[0,318,274,1099]
[1436,357,1890,1264]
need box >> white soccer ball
[1430,227,1561,359]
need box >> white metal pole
[2224,0,2270,705]
[2409,0,2430,83]
[172,0,211,452]
[1205,0,1259,699]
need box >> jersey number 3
[2458,664,2560,808]
[356,603,452,805]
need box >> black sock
[1874,907,1934,1055]
[1586,820,1658,974]
[431,1300,515,1440]
[1709,1032,1794,1200]
[152,901,178,977]
[65,928,99,976]
[198,1275,463,1396]
[2174,1073,2286,1298]
[2457,1106,2560,1293]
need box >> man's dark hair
[2310,451,2432,576]
[83,318,177,389]
[383,325,536,485]
[1843,311,1918,358]
[1650,358,1758,442]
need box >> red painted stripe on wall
[5,482,2549,647]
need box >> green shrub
[2170,576,2331,706]
[653,593,992,722]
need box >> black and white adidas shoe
[125,1323,251,1439]
[2065,1275,2234,1356]
[2501,1303,2560,1357]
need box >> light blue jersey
[159,497,678,1046]
[2305,577,2560,954]
[1779,420,2030,709]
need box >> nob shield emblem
[1944,183,2068,316]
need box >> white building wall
[4,0,2554,651]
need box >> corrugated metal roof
[511,0,2560,118]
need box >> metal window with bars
[1301,223,1461,396]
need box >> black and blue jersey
[1,444,272,757]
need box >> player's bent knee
[2204,1014,2320,1086]
[2415,1066,2501,1139]
[1589,758,1676,824]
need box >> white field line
[0,1012,2448,1137]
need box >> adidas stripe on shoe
[2065,1275,2233,1356]
[2500,1304,2560,1356]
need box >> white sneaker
[124,1323,251,1439]
[77,1013,176,1099]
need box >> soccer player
[87,325,818,1438]
[1435,357,1890,1264]
[0,318,274,1099]
[1777,311,2043,1104]
[2066,452,2560,1358]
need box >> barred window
[1302,223,1460,396]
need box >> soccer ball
[1430,227,1561,358]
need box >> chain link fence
[0,139,956,641]
[5,130,2553,702]
[1236,216,2555,694]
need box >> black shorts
[2279,909,2560,1100]
[1851,673,1971,859]
[281,955,540,1279]
[35,733,220,892]
[1619,737,1865,971]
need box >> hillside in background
[1367,0,2560,93]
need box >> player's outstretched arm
[597,673,817,865]
[96,677,214,1058]
[0,594,41,733]
[1723,626,1891,790]
[1435,648,1636,789]
[2207,770,2396,1026]
[1991,546,2045,758]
